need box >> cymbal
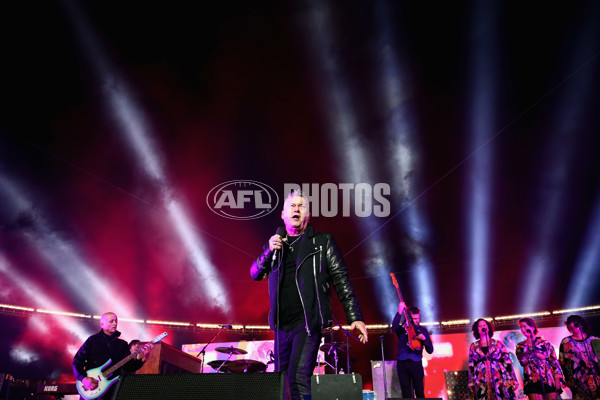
[214,346,248,355]
[228,359,267,373]
[207,360,234,372]
[319,342,348,353]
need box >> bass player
[72,312,153,400]
[392,301,434,398]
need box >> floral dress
[468,339,519,400]
[559,335,600,399]
[516,337,564,394]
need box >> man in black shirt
[72,312,152,400]
[251,191,368,400]
[392,302,434,398]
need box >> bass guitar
[390,273,422,351]
[76,331,168,400]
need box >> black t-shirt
[279,235,304,329]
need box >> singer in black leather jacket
[251,224,364,332]
[250,192,367,400]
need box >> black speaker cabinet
[310,374,363,400]
[112,372,285,400]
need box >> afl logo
[207,180,279,220]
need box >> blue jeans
[275,323,322,400]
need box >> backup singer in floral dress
[515,318,564,400]
[559,315,600,399]
[468,319,519,400]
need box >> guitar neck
[103,351,139,377]
[101,332,168,378]
[390,273,413,326]
[394,286,404,303]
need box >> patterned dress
[515,337,564,394]
[559,335,600,399]
[468,339,519,400]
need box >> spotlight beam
[519,15,600,313]
[374,0,438,321]
[565,187,600,308]
[465,1,499,320]
[0,253,91,341]
[300,0,397,320]
[0,175,138,320]
[63,1,231,314]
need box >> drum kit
[207,346,267,373]
[318,342,349,374]
[208,341,349,374]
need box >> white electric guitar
[76,331,168,400]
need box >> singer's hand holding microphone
[269,234,283,252]
[268,228,287,266]
[269,228,287,262]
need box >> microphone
[482,327,488,332]
[220,324,232,329]
[526,329,533,335]
[271,227,286,263]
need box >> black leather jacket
[250,224,364,333]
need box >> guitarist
[392,302,434,398]
[72,312,153,400]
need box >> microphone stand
[333,320,361,374]
[196,326,227,373]
[318,346,335,372]
[330,346,340,374]
[483,329,496,400]
[380,335,389,400]
[527,331,547,400]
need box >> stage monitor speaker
[112,372,285,400]
[311,373,363,400]
[371,360,402,398]
[370,361,442,400]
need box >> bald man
[73,312,152,400]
